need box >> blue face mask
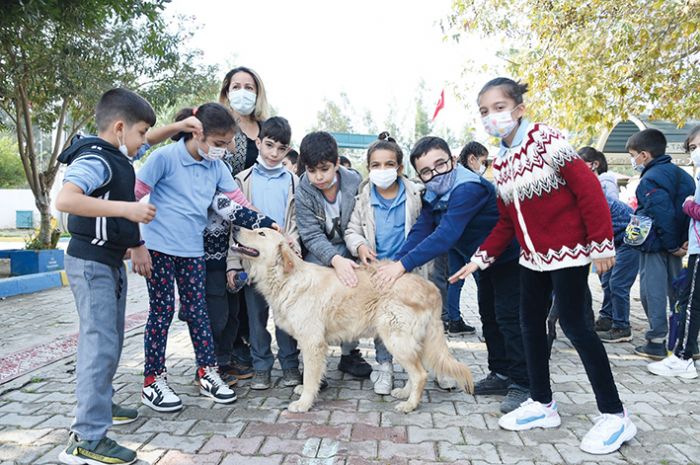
[425,169,456,195]
[631,157,644,173]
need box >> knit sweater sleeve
[542,127,615,259]
[471,197,517,270]
[210,191,275,230]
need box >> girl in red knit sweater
[450,78,636,455]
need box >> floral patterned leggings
[143,250,216,377]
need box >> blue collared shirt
[137,138,236,257]
[250,163,291,227]
[498,118,531,158]
[371,182,407,260]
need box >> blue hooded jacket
[635,154,695,252]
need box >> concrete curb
[0,260,131,299]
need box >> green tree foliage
[445,0,700,141]
[312,92,354,133]
[0,0,216,247]
[0,135,26,188]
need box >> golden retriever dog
[231,227,474,413]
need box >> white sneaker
[142,373,183,412]
[370,362,394,395]
[580,409,637,454]
[498,398,561,431]
[647,354,698,379]
[197,366,237,404]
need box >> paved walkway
[0,271,698,465]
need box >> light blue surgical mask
[631,157,644,173]
[425,169,456,195]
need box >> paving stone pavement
[0,271,698,465]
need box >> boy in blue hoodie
[628,128,695,359]
[376,136,527,412]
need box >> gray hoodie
[296,166,362,266]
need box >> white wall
[0,168,64,229]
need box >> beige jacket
[344,177,430,277]
[226,165,300,270]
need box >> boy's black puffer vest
[58,135,140,267]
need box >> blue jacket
[397,166,519,271]
[608,197,633,246]
[635,154,695,252]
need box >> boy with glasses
[376,138,521,374]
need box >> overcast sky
[167,0,506,148]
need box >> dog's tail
[422,316,474,394]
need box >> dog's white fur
[234,227,474,413]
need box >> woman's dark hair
[577,146,608,174]
[458,141,488,169]
[684,125,700,153]
[477,77,529,105]
[171,103,236,142]
[366,131,404,166]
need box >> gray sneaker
[281,368,303,387]
[58,432,136,464]
[499,384,530,413]
[250,370,272,390]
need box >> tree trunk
[35,191,52,248]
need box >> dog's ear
[278,242,295,273]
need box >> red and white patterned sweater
[471,122,615,272]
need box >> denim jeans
[520,265,623,414]
[476,260,528,387]
[599,244,640,329]
[65,255,127,441]
[244,285,300,372]
[639,252,682,342]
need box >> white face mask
[229,89,257,116]
[478,164,487,175]
[117,134,130,158]
[198,144,226,161]
[369,168,398,189]
[481,107,520,138]
[256,155,284,171]
[691,147,700,167]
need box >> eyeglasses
[418,157,453,182]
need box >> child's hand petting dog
[331,255,359,287]
[376,261,405,289]
[357,244,377,265]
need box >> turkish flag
[432,89,445,122]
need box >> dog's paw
[394,401,416,413]
[391,387,410,400]
[293,385,304,396]
[287,400,312,412]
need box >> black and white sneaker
[197,366,237,404]
[141,373,183,413]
